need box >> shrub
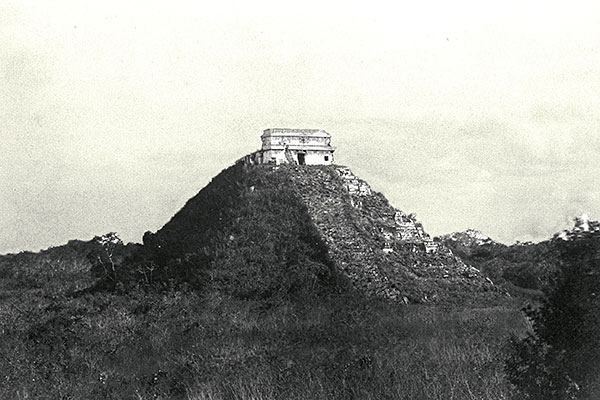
[506,235,600,399]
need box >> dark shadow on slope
[94,163,351,301]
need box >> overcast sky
[2,1,600,253]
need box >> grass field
[0,269,527,399]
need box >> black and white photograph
[1,1,599,398]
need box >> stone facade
[393,211,438,253]
[242,128,335,166]
[335,167,372,196]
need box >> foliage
[0,216,528,399]
[0,162,541,398]
[505,235,600,399]
[117,164,344,301]
[440,236,557,295]
[87,233,124,280]
[0,239,100,295]
[0,276,526,399]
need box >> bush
[502,263,542,290]
[506,236,600,399]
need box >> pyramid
[141,159,497,304]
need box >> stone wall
[238,151,263,166]
[258,128,335,166]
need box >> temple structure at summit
[242,128,335,165]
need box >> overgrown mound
[127,161,497,304]
[131,163,344,301]
[0,161,521,399]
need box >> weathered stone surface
[273,164,497,303]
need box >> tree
[88,232,123,282]
[506,234,600,399]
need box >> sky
[2,1,600,253]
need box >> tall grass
[180,297,525,400]
[0,275,526,399]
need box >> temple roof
[262,128,331,138]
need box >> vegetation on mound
[78,164,346,301]
[122,163,498,305]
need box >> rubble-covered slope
[285,165,496,303]
[144,162,497,303]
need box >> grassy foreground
[0,276,526,399]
